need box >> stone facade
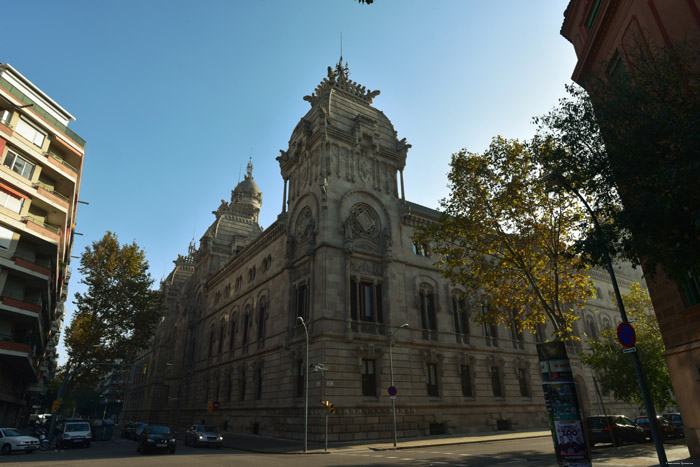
[123,60,647,441]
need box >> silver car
[0,428,40,455]
[184,425,223,448]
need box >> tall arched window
[208,323,216,358]
[257,298,267,349]
[419,284,437,341]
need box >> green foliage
[581,283,674,411]
[416,137,594,340]
[64,231,163,373]
[533,42,700,281]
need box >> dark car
[136,424,176,454]
[662,413,684,437]
[635,415,682,441]
[184,425,223,448]
[586,415,645,446]
[132,423,147,441]
[121,422,141,439]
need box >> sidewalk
[221,429,700,466]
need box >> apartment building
[0,63,85,426]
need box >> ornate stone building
[123,60,646,442]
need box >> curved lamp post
[390,323,409,447]
[297,316,309,453]
[545,172,667,466]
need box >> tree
[415,137,594,340]
[581,283,674,411]
[64,231,163,372]
[533,42,700,281]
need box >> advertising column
[537,341,591,467]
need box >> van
[55,419,91,449]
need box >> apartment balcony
[33,181,70,211]
[0,337,38,382]
[10,255,51,278]
[21,215,60,242]
[45,150,79,177]
[0,293,41,315]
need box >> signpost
[616,322,636,348]
[388,386,397,400]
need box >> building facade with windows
[123,60,645,441]
[561,0,700,457]
[0,63,85,426]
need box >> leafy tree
[533,42,700,281]
[581,283,674,411]
[64,231,163,373]
[416,137,594,340]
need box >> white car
[0,428,40,455]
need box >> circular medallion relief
[348,203,380,239]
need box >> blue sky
[2,0,577,364]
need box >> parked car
[635,415,682,441]
[586,415,645,446]
[662,413,684,437]
[55,419,92,449]
[137,424,176,454]
[0,428,39,455]
[121,422,142,439]
[132,423,148,440]
[184,425,223,448]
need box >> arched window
[452,292,469,344]
[229,314,237,353]
[242,306,250,354]
[419,283,437,341]
[257,298,267,349]
[208,323,216,358]
[218,318,226,354]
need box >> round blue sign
[617,322,636,348]
[388,386,397,396]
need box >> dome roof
[234,176,261,196]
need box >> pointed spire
[246,156,253,179]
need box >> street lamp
[545,172,667,466]
[389,323,408,447]
[296,316,309,453]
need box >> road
[0,434,692,466]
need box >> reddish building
[561,0,700,458]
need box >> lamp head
[400,323,409,328]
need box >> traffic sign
[213,401,220,410]
[617,322,636,348]
[388,386,397,397]
[623,346,637,354]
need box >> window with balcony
[426,363,439,397]
[0,225,14,250]
[350,278,383,324]
[0,188,24,214]
[15,118,45,148]
[0,109,11,126]
[419,285,437,341]
[3,150,35,180]
[491,365,504,397]
[452,294,470,343]
[518,368,530,397]
[294,283,308,321]
[460,365,473,397]
[295,359,304,397]
[361,359,377,397]
[413,241,430,257]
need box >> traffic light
[142,362,148,375]
[207,400,213,414]
[51,399,61,414]
[329,403,335,415]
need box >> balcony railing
[0,292,42,313]
[46,151,79,174]
[22,216,60,235]
[33,181,70,204]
